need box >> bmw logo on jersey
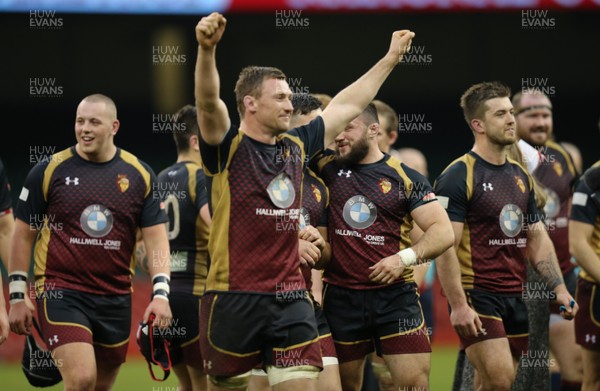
[267,173,295,209]
[80,204,114,238]
[499,203,523,238]
[343,195,377,230]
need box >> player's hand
[554,286,578,320]
[0,306,9,345]
[298,225,325,251]
[9,301,33,335]
[450,303,483,338]
[299,239,320,268]
[143,298,172,330]
[387,29,415,64]
[368,254,404,284]
[196,12,227,49]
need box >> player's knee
[63,370,96,391]
[371,361,391,381]
[208,371,251,389]
[483,372,514,391]
[265,364,319,386]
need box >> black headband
[515,105,553,115]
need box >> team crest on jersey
[514,176,526,193]
[299,207,310,230]
[343,195,377,229]
[543,187,560,219]
[553,161,563,177]
[117,174,129,193]
[80,204,113,238]
[499,204,523,238]
[378,178,392,194]
[267,173,295,208]
[311,184,322,203]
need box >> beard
[335,135,370,166]
[488,130,516,147]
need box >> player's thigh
[52,342,96,388]
[317,364,342,391]
[248,370,271,391]
[383,352,430,387]
[466,338,515,386]
[581,347,600,384]
[338,357,366,391]
[549,319,582,380]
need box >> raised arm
[194,12,231,145]
[527,221,578,319]
[321,30,414,146]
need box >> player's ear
[190,134,200,151]
[112,119,120,135]
[243,95,256,114]
[368,123,379,138]
[470,118,485,134]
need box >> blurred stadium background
[1,0,599,389]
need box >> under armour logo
[478,328,487,336]
[48,335,59,346]
[338,169,352,178]
[483,183,493,191]
[586,334,597,344]
[167,170,177,177]
[203,360,212,370]
[65,176,79,185]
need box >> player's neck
[359,147,385,164]
[75,144,117,163]
[177,150,201,166]
[472,142,507,166]
[240,119,279,145]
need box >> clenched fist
[196,12,227,49]
[388,29,416,64]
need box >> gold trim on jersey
[42,148,74,201]
[181,335,201,348]
[546,140,576,178]
[459,222,475,290]
[34,220,52,290]
[207,294,261,357]
[186,163,198,205]
[205,134,243,291]
[43,298,92,334]
[120,149,152,197]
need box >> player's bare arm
[369,200,453,284]
[527,221,578,319]
[7,219,37,335]
[435,221,483,338]
[194,12,231,145]
[569,220,600,283]
[141,223,173,329]
[321,29,414,146]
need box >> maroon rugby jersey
[199,118,324,293]
[317,153,434,290]
[15,147,167,295]
[434,151,541,294]
[532,140,577,275]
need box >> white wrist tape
[153,282,170,294]
[397,248,417,267]
[9,271,28,304]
